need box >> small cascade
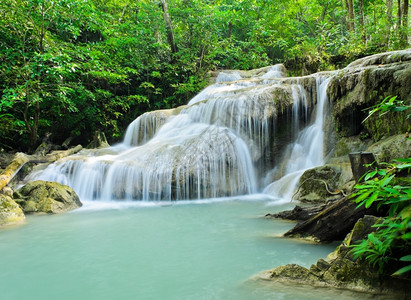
[27,66,333,202]
[123,110,171,146]
[263,76,332,201]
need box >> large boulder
[329,50,411,141]
[14,180,82,214]
[0,191,25,226]
[330,135,373,159]
[365,134,411,163]
[295,164,352,203]
[257,216,410,297]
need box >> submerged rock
[0,193,25,226]
[14,180,82,214]
[258,216,411,297]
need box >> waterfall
[26,67,332,202]
[263,76,331,201]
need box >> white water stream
[263,77,331,202]
[27,66,332,203]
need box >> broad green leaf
[354,190,373,203]
[380,174,395,187]
[364,170,377,181]
[400,255,411,262]
[393,264,411,276]
[365,192,379,208]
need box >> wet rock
[330,136,373,159]
[295,164,352,203]
[88,130,110,149]
[329,49,411,140]
[14,180,82,214]
[124,107,185,146]
[0,193,25,226]
[258,216,411,296]
[266,204,328,221]
[366,134,411,163]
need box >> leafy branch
[350,94,411,276]
[362,96,411,124]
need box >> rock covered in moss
[329,49,411,140]
[295,164,352,203]
[0,193,25,226]
[331,136,373,159]
[366,134,411,163]
[257,216,411,297]
[88,130,110,149]
[14,180,82,214]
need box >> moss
[365,112,409,142]
[0,194,25,226]
[330,51,411,141]
[297,165,344,203]
[14,180,82,214]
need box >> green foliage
[1,0,410,151]
[350,158,411,275]
[363,96,411,124]
[350,97,410,276]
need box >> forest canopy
[1,0,410,152]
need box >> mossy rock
[258,215,410,296]
[329,50,411,140]
[0,194,25,226]
[331,136,373,158]
[296,165,351,203]
[364,112,410,142]
[14,180,82,214]
[366,134,411,163]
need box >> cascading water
[26,66,332,202]
[263,76,332,201]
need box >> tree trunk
[266,203,328,221]
[283,196,381,242]
[118,3,128,24]
[29,101,40,152]
[348,152,377,182]
[387,0,394,25]
[358,0,366,42]
[345,0,355,31]
[160,0,178,54]
[398,0,403,30]
[403,0,409,44]
[387,0,394,43]
[0,145,83,191]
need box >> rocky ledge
[257,216,411,298]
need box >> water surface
[0,197,370,300]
